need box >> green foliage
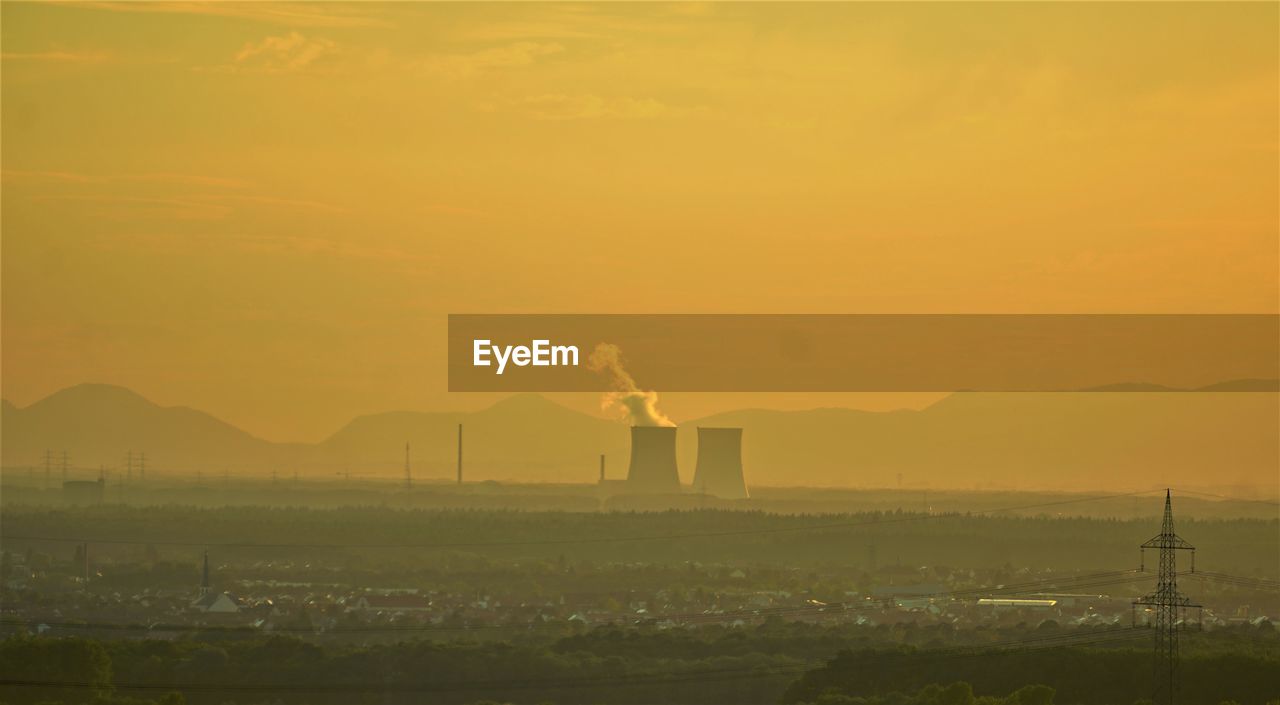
[782,646,1280,705]
[0,633,111,703]
[3,624,1278,705]
[798,681,1050,705]
[3,503,1276,574]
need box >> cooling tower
[626,426,681,493]
[692,427,748,499]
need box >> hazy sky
[3,2,1277,441]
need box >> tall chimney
[692,427,748,499]
[626,426,681,493]
[599,454,606,483]
[456,424,463,485]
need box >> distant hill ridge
[2,383,1276,490]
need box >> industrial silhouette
[625,426,681,493]
[1134,490,1199,705]
[692,427,749,499]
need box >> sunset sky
[3,2,1277,441]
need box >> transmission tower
[1133,489,1199,705]
[60,450,69,484]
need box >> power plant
[692,427,749,499]
[625,426,681,493]
[622,425,749,498]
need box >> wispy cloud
[75,2,391,29]
[33,192,348,220]
[505,94,711,121]
[92,231,432,272]
[232,31,338,72]
[9,169,344,220]
[1,50,110,64]
[3,170,251,188]
[455,4,714,42]
[414,42,564,78]
[201,194,348,215]
[32,194,233,221]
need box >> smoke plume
[587,343,675,427]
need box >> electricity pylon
[1134,489,1199,705]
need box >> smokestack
[692,427,748,499]
[626,426,681,493]
[457,424,463,485]
[599,454,606,483]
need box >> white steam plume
[586,343,674,427]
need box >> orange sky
[2,2,1277,441]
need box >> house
[354,594,432,612]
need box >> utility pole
[126,450,134,484]
[1134,490,1199,705]
[44,449,53,490]
[456,424,463,485]
[404,442,412,490]
[138,452,146,482]
[61,450,69,484]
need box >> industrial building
[625,426,681,493]
[692,427,749,499]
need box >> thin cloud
[509,94,711,121]
[74,2,391,29]
[414,42,564,78]
[202,194,349,215]
[455,5,711,42]
[3,170,251,188]
[1,50,110,63]
[232,32,338,73]
[33,194,232,221]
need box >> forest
[3,503,1277,573]
[2,622,1278,705]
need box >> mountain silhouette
[2,384,1276,491]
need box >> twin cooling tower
[625,426,748,499]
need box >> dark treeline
[783,642,1280,705]
[2,622,1277,705]
[3,504,1277,573]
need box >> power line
[1183,571,1280,591]
[0,489,1163,550]
[1168,487,1280,508]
